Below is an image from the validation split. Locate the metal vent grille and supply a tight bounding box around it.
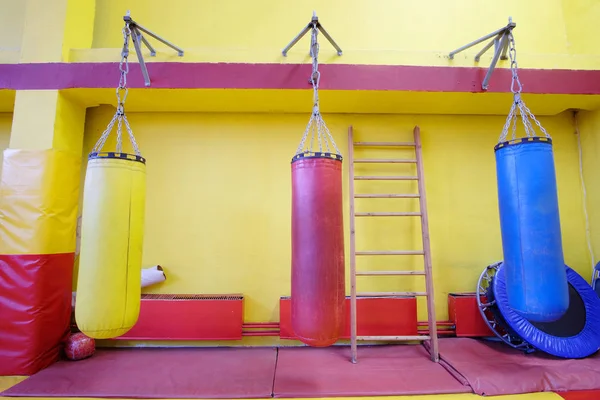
[141,294,244,301]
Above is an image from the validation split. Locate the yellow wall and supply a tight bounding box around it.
[18,0,96,63]
[76,0,600,70]
[561,0,600,55]
[77,107,590,331]
[2,0,599,70]
[0,0,25,63]
[0,113,12,177]
[575,109,600,274]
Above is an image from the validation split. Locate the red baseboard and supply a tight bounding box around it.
[448,293,494,337]
[115,294,244,340]
[279,296,418,340]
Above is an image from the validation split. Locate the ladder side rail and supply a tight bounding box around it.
[348,126,358,363]
[414,126,439,362]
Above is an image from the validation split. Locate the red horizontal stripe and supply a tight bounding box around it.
[1,62,600,94]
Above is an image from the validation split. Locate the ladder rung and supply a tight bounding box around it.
[355,176,418,180]
[356,250,424,256]
[355,212,421,217]
[354,194,420,198]
[356,271,426,276]
[354,159,417,163]
[357,291,428,297]
[354,142,416,147]
[357,335,431,341]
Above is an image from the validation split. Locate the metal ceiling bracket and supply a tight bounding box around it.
[282,11,343,57]
[123,10,184,87]
[448,17,517,90]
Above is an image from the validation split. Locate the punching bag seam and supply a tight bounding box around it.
[513,149,528,297]
[121,165,134,329]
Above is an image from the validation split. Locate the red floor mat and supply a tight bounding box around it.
[0,348,277,398]
[433,338,600,396]
[272,344,471,398]
[558,390,600,400]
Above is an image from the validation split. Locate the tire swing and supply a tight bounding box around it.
[75,22,146,339]
[290,22,345,348]
[494,32,569,323]
[477,262,600,359]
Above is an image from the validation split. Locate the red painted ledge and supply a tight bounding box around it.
[1,62,600,94]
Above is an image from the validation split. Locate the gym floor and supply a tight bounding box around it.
[0,376,583,400]
[1,340,599,400]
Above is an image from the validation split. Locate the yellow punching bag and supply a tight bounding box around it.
[75,108,147,339]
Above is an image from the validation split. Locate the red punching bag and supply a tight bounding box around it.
[291,152,345,347]
[290,20,345,347]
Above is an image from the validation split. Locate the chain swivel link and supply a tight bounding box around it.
[294,23,341,158]
[91,17,142,158]
[116,22,131,116]
[507,33,522,97]
[498,31,551,144]
[309,23,321,117]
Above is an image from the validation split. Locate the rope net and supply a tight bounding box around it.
[92,22,142,157]
[498,32,551,144]
[294,24,341,159]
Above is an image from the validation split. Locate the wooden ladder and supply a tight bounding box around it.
[348,125,439,363]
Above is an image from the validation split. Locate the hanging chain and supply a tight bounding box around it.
[498,31,551,144]
[92,22,142,157]
[294,23,341,157]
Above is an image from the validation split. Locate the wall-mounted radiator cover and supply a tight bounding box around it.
[448,293,494,337]
[116,294,244,340]
[279,296,418,339]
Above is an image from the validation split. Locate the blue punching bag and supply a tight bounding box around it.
[495,137,569,323]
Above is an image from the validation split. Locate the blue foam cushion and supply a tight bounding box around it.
[494,262,600,359]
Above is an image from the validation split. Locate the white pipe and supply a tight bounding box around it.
[141,265,167,288]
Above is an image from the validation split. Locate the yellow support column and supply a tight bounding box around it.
[0,0,96,376]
